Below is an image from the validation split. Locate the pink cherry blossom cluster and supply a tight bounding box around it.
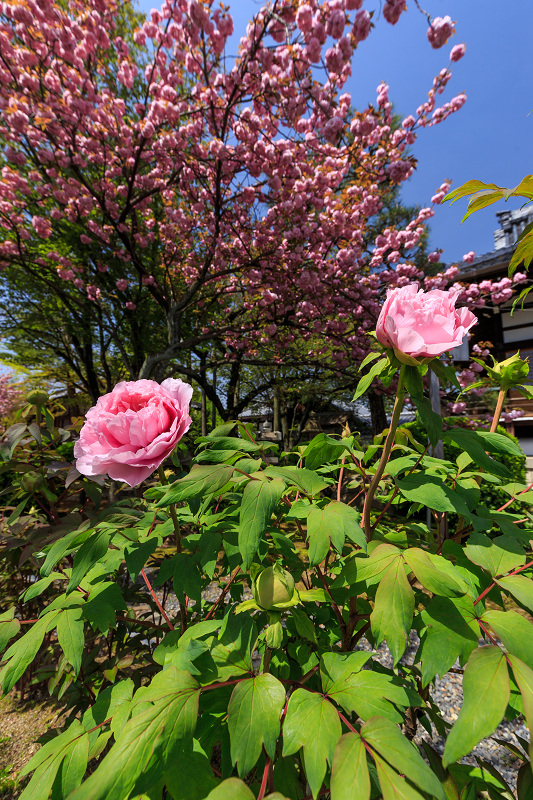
[0,373,23,426]
[427,15,455,49]
[0,0,517,381]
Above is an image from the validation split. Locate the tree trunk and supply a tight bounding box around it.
[273,387,281,434]
[369,391,387,439]
[211,367,217,431]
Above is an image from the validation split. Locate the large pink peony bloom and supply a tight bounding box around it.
[74,379,193,486]
[376,284,477,362]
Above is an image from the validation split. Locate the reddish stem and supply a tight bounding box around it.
[337,710,358,733]
[115,613,169,632]
[140,568,174,630]
[202,678,248,691]
[473,558,533,605]
[86,717,112,735]
[315,564,345,633]
[204,566,241,621]
[478,618,499,645]
[337,457,345,502]
[496,482,533,513]
[257,754,272,800]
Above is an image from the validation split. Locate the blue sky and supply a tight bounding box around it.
[137,0,532,264]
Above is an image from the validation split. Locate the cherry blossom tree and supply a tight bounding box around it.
[0,0,514,415]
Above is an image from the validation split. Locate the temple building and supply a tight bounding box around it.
[459,207,533,463]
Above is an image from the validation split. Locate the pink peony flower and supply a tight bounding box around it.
[74,379,193,486]
[376,284,477,361]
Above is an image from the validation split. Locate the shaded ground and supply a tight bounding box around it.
[0,694,64,799]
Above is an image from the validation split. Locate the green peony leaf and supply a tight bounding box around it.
[68,667,200,800]
[418,596,479,686]
[330,732,370,800]
[203,778,255,800]
[56,607,85,675]
[404,548,466,598]
[464,532,526,577]
[238,477,285,569]
[157,465,234,506]
[227,674,286,776]
[443,647,510,767]
[283,688,341,799]
[361,717,445,800]
[370,559,414,666]
[482,610,533,670]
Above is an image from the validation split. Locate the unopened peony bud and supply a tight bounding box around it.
[253,564,295,611]
[481,352,530,389]
[21,471,43,492]
[26,388,49,405]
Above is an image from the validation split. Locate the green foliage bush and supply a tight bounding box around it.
[403,415,526,513]
[0,387,532,800]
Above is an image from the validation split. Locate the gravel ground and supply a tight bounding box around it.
[135,579,529,792]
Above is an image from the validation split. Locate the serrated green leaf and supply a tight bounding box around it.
[283,688,342,799]
[404,548,466,598]
[228,674,285,776]
[238,478,284,569]
[371,559,414,666]
[56,607,85,675]
[418,596,479,686]
[482,610,533,670]
[330,732,370,800]
[443,647,510,767]
[361,717,445,800]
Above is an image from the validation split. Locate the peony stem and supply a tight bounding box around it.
[362,365,406,542]
[490,388,507,433]
[263,646,272,674]
[157,464,187,634]
[158,464,182,552]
